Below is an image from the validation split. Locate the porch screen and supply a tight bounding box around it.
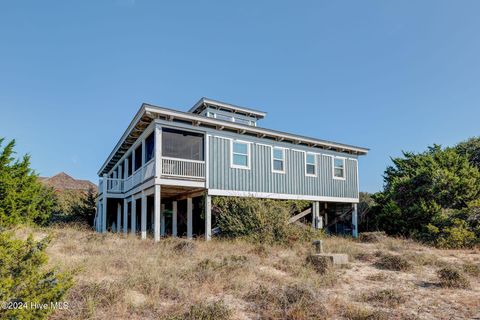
[162,128,204,161]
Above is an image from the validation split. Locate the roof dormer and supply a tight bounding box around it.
[188,97,266,127]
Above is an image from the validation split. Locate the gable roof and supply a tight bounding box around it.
[98,100,369,176]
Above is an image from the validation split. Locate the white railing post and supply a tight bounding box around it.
[205,194,211,241]
[141,139,145,181]
[102,174,107,233]
[155,125,162,178]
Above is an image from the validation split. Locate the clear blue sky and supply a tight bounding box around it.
[1,1,479,192]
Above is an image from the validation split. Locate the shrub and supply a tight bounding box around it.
[359,231,387,243]
[362,289,406,307]
[212,196,318,244]
[0,138,57,227]
[342,305,390,320]
[374,253,412,271]
[183,300,232,320]
[306,255,332,274]
[437,266,470,289]
[0,231,73,319]
[371,143,480,248]
[172,240,196,255]
[366,273,389,282]
[245,283,326,319]
[462,262,480,277]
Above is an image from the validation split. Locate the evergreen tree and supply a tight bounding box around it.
[456,136,480,169]
[0,138,56,227]
[0,231,72,319]
[373,144,480,247]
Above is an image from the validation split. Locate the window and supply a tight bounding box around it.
[305,153,316,176]
[333,157,345,179]
[127,153,132,177]
[162,128,204,160]
[144,132,155,163]
[272,147,285,173]
[233,117,250,125]
[216,113,233,122]
[231,141,250,169]
[134,145,142,171]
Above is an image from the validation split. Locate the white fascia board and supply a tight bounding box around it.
[99,103,369,176]
[207,189,359,203]
[97,105,147,176]
[188,98,267,118]
[145,105,369,154]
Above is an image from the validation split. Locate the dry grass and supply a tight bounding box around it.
[14,225,480,320]
[437,266,471,289]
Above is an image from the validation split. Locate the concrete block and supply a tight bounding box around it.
[306,253,349,274]
[317,253,349,265]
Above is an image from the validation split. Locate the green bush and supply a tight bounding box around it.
[0,231,73,319]
[212,196,319,244]
[0,138,57,227]
[371,143,480,248]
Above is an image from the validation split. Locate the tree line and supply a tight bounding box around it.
[361,137,480,248]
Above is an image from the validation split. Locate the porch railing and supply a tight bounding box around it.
[106,178,124,194]
[161,157,205,179]
[99,157,206,194]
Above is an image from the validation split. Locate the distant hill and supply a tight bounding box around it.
[39,172,96,192]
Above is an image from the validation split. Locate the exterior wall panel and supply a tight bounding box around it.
[208,135,359,200]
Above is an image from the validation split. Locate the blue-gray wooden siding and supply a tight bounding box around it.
[208,136,359,199]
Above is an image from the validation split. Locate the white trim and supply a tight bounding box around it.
[213,135,232,141]
[189,97,267,118]
[291,148,305,153]
[256,142,273,149]
[272,146,286,174]
[333,157,346,180]
[156,178,206,188]
[161,156,205,164]
[305,152,317,177]
[99,103,368,175]
[206,135,210,188]
[208,189,359,203]
[230,140,251,170]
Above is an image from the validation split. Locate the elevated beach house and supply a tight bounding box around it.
[95,98,369,240]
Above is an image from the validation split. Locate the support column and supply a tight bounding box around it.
[311,202,316,229]
[205,195,212,241]
[141,192,147,239]
[116,202,121,233]
[352,203,358,238]
[187,197,193,239]
[155,125,162,178]
[123,198,128,234]
[102,174,107,233]
[154,184,161,242]
[131,198,136,236]
[160,204,166,236]
[172,201,178,237]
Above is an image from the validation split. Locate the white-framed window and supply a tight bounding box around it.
[231,140,250,169]
[233,117,250,125]
[206,111,215,118]
[305,153,316,176]
[216,113,233,122]
[272,147,285,173]
[333,157,346,179]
